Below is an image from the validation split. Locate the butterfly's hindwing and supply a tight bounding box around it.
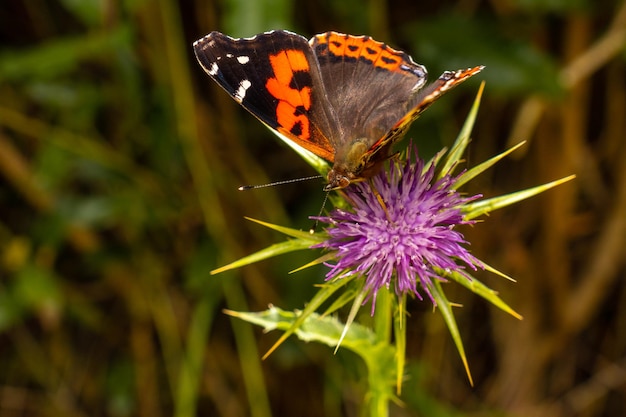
[393,66,485,134]
[310,32,428,159]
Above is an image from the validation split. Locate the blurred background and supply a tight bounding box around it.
[1,0,625,416]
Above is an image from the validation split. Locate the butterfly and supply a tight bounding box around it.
[193,30,483,191]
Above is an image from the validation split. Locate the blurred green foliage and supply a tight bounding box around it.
[1,0,625,416]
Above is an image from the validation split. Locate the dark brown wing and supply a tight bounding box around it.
[362,66,485,164]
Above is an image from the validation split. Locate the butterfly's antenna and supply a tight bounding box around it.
[309,190,330,234]
[238,175,323,190]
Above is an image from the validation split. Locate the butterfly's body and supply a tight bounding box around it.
[193,30,482,190]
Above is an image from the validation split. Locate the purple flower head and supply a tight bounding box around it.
[314,145,484,313]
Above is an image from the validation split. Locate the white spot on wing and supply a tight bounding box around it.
[234,79,251,102]
[208,62,219,76]
[237,55,250,64]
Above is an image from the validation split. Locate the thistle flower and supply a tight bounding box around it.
[212,85,574,390]
[314,146,483,313]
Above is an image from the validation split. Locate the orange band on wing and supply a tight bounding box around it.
[269,50,310,85]
[275,102,310,139]
[266,49,312,140]
[320,32,404,72]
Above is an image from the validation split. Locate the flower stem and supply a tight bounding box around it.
[369,288,393,417]
[369,387,390,417]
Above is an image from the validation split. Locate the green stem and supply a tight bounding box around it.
[370,387,390,417]
[368,288,392,417]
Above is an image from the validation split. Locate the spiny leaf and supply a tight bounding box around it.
[445,270,523,320]
[394,294,407,394]
[463,175,576,220]
[454,141,526,189]
[440,81,485,177]
[211,238,313,275]
[261,274,358,359]
[245,217,326,242]
[225,305,377,348]
[227,304,398,403]
[289,252,335,274]
[430,281,473,386]
[321,286,358,316]
[335,287,367,353]
[482,261,516,282]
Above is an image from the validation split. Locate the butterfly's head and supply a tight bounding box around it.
[324,167,353,191]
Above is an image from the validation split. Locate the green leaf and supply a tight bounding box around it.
[430,281,473,385]
[245,217,327,242]
[211,238,314,275]
[445,270,522,320]
[335,284,367,352]
[440,81,485,177]
[394,294,408,394]
[454,141,526,190]
[260,274,358,359]
[463,175,576,220]
[211,217,328,275]
[228,304,398,411]
[482,261,516,282]
[321,285,358,316]
[231,304,377,348]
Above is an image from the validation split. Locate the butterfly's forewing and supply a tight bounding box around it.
[193,30,338,162]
